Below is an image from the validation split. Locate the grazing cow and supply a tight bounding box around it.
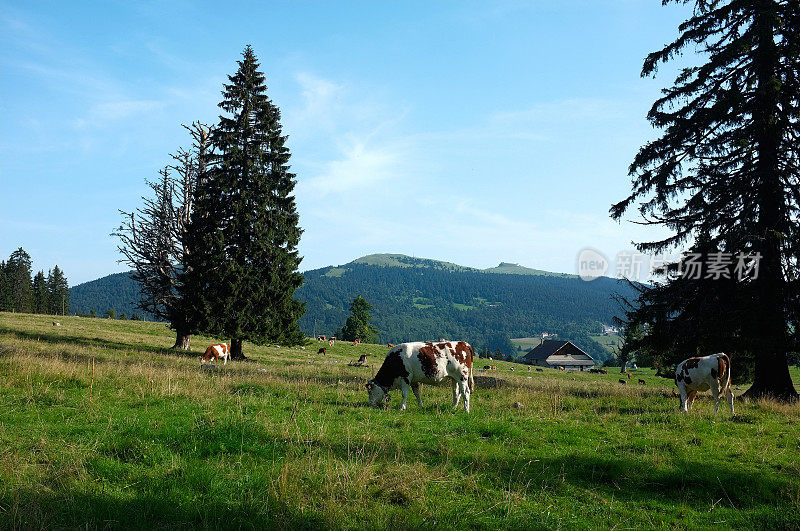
[317,347,326,355]
[675,353,734,414]
[317,335,326,342]
[201,343,230,365]
[329,338,335,346]
[483,365,492,371]
[366,341,475,412]
[535,368,544,372]
[353,340,360,346]
[638,378,646,385]
[618,379,627,385]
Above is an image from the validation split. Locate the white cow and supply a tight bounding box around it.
[675,352,734,414]
[366,341,475,412]
[201,343,230,365]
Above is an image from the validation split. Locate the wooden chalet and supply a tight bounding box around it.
[522,340,595,371]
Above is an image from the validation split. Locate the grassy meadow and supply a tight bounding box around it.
[1,312,799,529]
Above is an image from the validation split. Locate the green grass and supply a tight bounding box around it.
[1,312,799,529]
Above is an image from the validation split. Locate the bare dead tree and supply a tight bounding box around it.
[113,122,212,350]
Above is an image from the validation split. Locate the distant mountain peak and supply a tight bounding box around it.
[346,253,575,278]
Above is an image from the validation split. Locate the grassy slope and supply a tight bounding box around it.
[1,313,799,529]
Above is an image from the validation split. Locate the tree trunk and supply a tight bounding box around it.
[743,3,798,401]
[230,338,247,360]
[171,331,191,350]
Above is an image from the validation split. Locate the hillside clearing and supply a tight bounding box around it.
[1,312,799,529]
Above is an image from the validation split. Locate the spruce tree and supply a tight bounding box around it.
[46,266,70,316]
[32,271,48,314]
[180,46,305,358]
[612,0,800,399]
[0,262,8,311]
[341,296,380,343]
[5,248,33,313]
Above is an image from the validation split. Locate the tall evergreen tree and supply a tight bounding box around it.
[180,46,305,359]
[0,261,10,312]
[340,296,380,343]
[612,0,800,399]
[46,266,70,316]
[32,271,48,314]
[4,248,33,313]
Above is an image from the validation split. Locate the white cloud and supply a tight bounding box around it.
[73,99,164,129]
[298,140,401,195]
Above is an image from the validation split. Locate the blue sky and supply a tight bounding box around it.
[1,1,692,285]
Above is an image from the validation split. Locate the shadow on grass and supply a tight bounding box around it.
[0,327,198,359]
[1,489,326,530]
[455,452,792,512]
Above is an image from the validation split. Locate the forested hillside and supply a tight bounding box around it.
[297,255,633,361]
[70,255,633,360]
[70,272,152,319]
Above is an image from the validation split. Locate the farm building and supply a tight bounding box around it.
[522,340,595,371]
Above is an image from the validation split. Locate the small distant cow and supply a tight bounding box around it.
[329,338,335,346]
[317,335,326,342]
[627,373,632,379]
[483,365,491,371]
[535,368,543,372]
[201,343,230,365]
[317,347,326,355]
[352,340,360,346]
[387,343,395,348]
[675,353,734,414]
[638,379,646,385]
[618,379,627,385]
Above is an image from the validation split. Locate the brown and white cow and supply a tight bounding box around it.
[201,343,230,365]
[366,341,475,412]
[675,353,734,414]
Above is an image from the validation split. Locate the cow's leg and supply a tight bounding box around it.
[399,381,410,411]
[411,383,423,407]
[686,391,698,411]
[712,384,721,413]
[451,380,460,409]
[458,378,471,413]
[726,386,735,415]
[678,387,688,412]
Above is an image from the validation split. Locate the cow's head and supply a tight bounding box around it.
[366,380,389,408]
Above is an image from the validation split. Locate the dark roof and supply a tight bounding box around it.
[523,340,592,364]
[523,340,570,362]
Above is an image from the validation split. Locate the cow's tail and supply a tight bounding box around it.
[719,353,732,390]
[469,345,475,393]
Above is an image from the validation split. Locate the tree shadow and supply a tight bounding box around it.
[1,488,326,530]
[0,327,199,359]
